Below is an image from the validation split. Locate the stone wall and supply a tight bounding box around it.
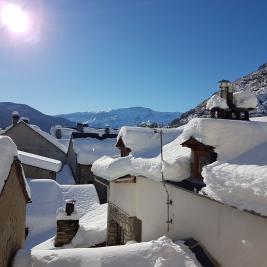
[107,203,141,246]
[22,164,56,179]
[0,164,27,267]
[54,220,79,247]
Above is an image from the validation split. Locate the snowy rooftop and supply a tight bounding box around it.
[93,118,267,217]
[29,236,201,267]
[50,125,119,140]
[206,91,258,110]
[72,136,119,165]
[18,151,62,173]
[0,136,31,198]
[0,136,18,193]
[117,126,184,157]
[24,180,104,251]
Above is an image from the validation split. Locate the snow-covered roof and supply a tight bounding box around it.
[50,125,77,139]
[18,151,62,173]
[92,128,190,182]
[0,136,18,193]
[30,236,201,267]
[206,91,258,110]
[250,116,267,122]
[50,125,119,140]
[0,136,31,199]
[72,136,119,165]
[117,126,184,158]
[93,118,267,217]
[25,180,100,251]
[38,203,108,249]
[206,94,228,110]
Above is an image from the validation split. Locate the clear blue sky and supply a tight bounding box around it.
[0,0,267,115]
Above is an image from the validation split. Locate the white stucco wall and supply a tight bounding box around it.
[110,182,136,216]
[109,176,267,267]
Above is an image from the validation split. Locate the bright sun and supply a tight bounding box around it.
[0,3,29,33]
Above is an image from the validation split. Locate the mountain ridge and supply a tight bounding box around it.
[0,102,75,132]
[57,107,181,128]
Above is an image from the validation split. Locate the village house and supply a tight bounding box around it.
[3,113,68,163]
[0,136,31,267]
[207,80,257,120]
[67,131,118,186]
[18,150,62,179]
[92,93,267,267]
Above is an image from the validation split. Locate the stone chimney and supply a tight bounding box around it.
[76,123,83,133]
[55,128,62,139]
[12,111,20,126]
[219,80,234,107]
[54,200,79,247]
[105,127,110,135]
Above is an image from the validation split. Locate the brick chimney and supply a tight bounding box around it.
[12,111,20,126]
[54,200,79,247]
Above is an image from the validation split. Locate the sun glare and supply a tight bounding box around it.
[1,3,29,33]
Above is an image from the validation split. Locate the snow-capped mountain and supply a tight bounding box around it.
[57,107,180,128]
[171,63,267,126]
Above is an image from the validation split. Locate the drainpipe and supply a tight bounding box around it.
[159,129,173,232]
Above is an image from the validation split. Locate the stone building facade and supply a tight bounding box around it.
[4,122,67,163]
[0,159,31,267]
[55,220,79,247]
[107,203,141,246]
[22,164,57,179]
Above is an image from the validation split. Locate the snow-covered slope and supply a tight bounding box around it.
[171,63,267,126]
[57,107,180,128]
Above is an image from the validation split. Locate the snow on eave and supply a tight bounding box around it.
[18,150,62,172]
[0,136,31,202]
[117,126,183,157]
[180,117,267,161]
[72,136,119,165]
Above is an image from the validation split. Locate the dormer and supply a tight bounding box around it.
[116,137,131,157]
[181,137,217,181]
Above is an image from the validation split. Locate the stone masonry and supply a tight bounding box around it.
[54,220,79,247]
[107,203,141,246]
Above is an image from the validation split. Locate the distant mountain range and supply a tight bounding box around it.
[171,62,267,126]
[0,102,75,132]
[57,107,181,128]
[0,103,180,132]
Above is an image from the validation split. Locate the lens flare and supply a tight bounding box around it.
[1,3,29,33]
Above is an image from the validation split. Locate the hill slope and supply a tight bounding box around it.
[57,107,180,128]
[0,102,75,132]
[171,63,267,126]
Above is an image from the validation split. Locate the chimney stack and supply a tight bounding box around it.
[12,111,20,126]
[55,126,62,139]
[54,200,79,247]
[76,123,83,133]
[105,127,110,135]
